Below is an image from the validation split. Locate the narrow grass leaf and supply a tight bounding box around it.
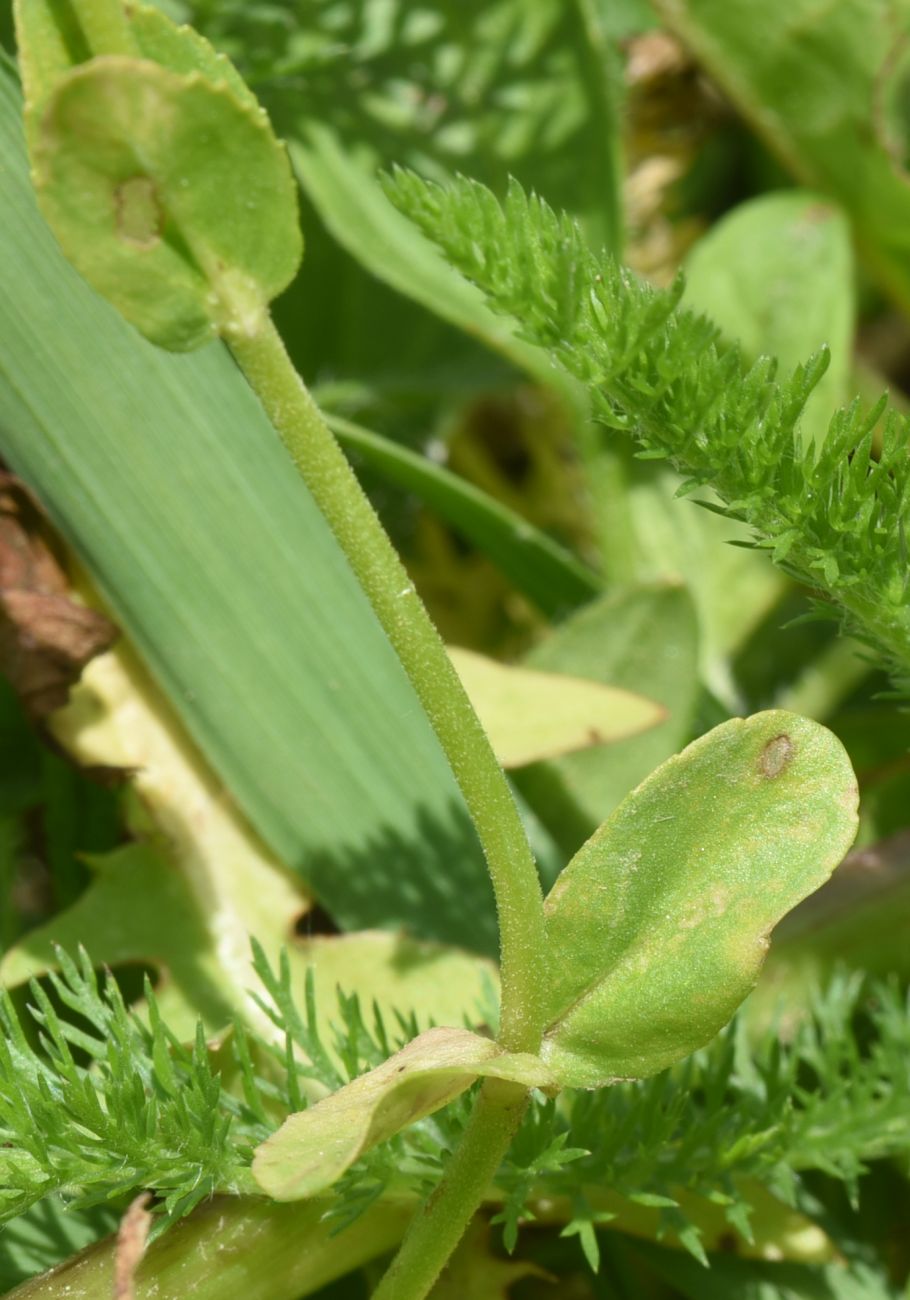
[0,64,495,952]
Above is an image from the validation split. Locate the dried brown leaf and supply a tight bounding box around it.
[0,471,116,715]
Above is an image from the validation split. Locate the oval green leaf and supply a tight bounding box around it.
[33,56,302,350]
[541,710,859,1087]
[252,1027,554,1201]
[449,646,665,769]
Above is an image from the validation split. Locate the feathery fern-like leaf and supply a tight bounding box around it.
[384,170,910,690]
[3,947,910,1267]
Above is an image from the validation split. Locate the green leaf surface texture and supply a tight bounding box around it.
[0,64,496,952]
[128,2,258,109]
[14,0,255,120]
[541,711,859,1086]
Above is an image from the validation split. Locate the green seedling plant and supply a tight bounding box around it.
[9,1,910,1296]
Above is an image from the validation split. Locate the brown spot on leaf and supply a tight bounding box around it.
[114,176,163,247]
[802,203,834,224]
[759,733,794,779]
[0,472,117,717]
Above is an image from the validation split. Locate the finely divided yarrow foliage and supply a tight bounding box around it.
[2,948,910,1263]
[0,948,250,1224]
[384,170,910,690]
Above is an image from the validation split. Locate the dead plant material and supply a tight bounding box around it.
[0,471,116,716]
[114,1192,153,1300]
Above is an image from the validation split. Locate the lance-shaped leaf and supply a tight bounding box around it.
[449,646,665,769]
[252,1028,555,1201]
[31,55,301,349]
[541,711,859,1088]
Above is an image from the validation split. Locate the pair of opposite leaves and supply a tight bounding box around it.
[254,710,857,1200]
[15,0,860,1199]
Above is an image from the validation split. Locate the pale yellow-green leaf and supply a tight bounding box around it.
[1,635,496,1041]
[0,843,235,1041]
[449,646,664,769]
[0,623,496,1041]
[252,1028,555,1201]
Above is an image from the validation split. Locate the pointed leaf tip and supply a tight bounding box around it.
[449,646,665,769]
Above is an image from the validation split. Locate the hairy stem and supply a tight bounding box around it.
[228,315,547,1054]
[371,1079,529,1300]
